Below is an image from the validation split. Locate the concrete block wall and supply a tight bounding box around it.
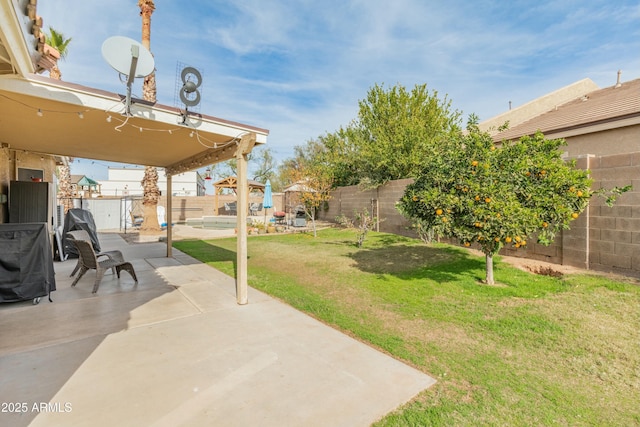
[318,150,640,278]
[318,180,416,236]
[587,151,640,276]
[157,193,284,221]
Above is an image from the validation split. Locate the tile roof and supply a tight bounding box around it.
[494,78,640,141]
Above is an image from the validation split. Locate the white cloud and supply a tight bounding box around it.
[35,0,640,167]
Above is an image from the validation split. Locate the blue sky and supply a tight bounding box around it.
[37,0,640,181]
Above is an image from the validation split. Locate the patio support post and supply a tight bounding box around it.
[235,133,256,305]
[166,173,173,257]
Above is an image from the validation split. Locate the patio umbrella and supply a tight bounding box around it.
[263,179,273,224]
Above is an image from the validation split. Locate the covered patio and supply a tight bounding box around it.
[0,0,268,304]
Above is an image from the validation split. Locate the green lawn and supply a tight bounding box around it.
[174,228,640,426]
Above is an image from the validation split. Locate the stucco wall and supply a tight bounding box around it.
[0,149,58,224]
[562,124,640,158]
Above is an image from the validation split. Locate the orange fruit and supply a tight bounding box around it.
[412,196,418,201]
[494,237,500,242]
[485,197,491,203]
[576,190,583,197]
[515,236,522,242]
[571,212,579,219]
[505,236,512,243]
[525,171,531,176]
[475,195,480,201]
[436,209,443,215]
[442,217,448,223]
[471,160,478,167]
[542,221,548,228]
[463,242,471,247]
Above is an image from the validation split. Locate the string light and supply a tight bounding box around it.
[1,92,250,155]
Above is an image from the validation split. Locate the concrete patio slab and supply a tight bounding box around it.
[0,233,435,427]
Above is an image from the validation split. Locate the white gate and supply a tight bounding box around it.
[85,199,122,230]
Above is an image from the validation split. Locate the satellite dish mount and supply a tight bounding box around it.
[102,36,155,116]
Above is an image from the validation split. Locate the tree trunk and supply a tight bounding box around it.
[485,252,495,285]
[140,203,160,234]
[49,65,61,80]
[138,1,160,234]
[311,210,317,238]
[140,166,161,233]
[57,164,74,213]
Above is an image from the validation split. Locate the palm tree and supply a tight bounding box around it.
[138,0,161,233]
[46,27,74,210]
[138,0,156,101]
[57,163,74,213]
[45,27,71,80]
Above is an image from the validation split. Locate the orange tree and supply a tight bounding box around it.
[398,122,594,285]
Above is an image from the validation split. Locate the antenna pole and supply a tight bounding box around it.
[125,45,140,116]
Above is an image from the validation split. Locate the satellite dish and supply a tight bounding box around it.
[102,36,155,115]
[101,36,155,78]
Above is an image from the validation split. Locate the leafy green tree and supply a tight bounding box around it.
[397,120,626,285]
[349,83,461,187]
[279,83,461,190]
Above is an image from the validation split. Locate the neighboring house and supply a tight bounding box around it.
[70,174,101,198]
[491,76,640,157]
[488,76,640,276]
[98,167,205,197]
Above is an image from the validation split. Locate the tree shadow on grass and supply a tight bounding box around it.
[173,239,239,271]
[348,243,487,283]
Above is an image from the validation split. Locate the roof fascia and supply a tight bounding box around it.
[0,0,38,76]
[0,74,268,143]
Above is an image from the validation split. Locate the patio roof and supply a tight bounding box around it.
[0,74,269,174]
[0,0,266,303]
[213,176,266,194]
[0,0,268,174]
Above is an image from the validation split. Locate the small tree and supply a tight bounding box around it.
[287,168,333,238]
[398,120,628,284]
[336,209,377,248]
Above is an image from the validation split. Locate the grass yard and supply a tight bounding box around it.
[174,228,640,426]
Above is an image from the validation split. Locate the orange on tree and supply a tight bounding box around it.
[396,126,617,286]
